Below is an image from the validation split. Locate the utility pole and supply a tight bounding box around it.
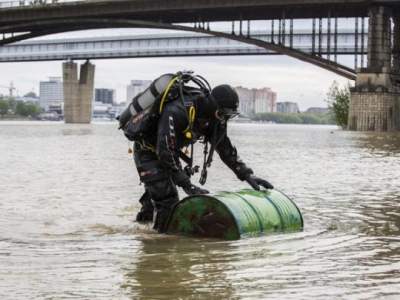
[0,82,16,97]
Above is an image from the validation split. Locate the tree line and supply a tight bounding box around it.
[251,112,335,125]
[0,97,41,119]
[0,81,350,125]
[250,82,350,127]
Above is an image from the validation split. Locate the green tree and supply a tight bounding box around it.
[26,102,42,117]
[326,81,350,129]
[300,113,322,124]
[24,91,38,98]
[15,101,41,117]
[6,97,17,112]
[0,99,9,117]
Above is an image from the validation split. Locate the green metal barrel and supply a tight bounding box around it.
[166,189,303,240]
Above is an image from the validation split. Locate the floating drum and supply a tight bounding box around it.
[166,189,303,240]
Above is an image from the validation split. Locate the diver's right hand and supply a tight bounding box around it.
[245,175,274,191]
[182,183,209,196]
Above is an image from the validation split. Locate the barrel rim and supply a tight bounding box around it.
[274,189,304,229]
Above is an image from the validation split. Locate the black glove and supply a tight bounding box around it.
[172,170,209,196]
[182,182,210,196]
[245,175,274,190]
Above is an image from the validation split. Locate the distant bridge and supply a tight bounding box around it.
[0,0,399,130]
[1,0,397,79]
[0,30,366,63]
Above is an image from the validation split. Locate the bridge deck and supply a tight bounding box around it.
[0,0,399,27]
[0,31,366,62]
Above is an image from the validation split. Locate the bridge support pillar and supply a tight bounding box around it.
[393,14,400,80]
[63,60,95,124]
[348,6,400,131]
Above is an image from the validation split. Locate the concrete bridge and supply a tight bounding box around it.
[0,30,366,124]
[0,30,366,62]
[0,0,399,130]
[0,0,399,23]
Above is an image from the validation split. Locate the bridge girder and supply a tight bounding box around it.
[0,18,356,79]
[0,0,398,25]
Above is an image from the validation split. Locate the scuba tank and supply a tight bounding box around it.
[118,73,175,130]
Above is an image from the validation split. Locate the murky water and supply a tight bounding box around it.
[0,122,399,299]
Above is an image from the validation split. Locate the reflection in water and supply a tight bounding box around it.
[360,193,400,237]
[355,131,400,155]
[122,236,236,299]
[62,127,94,136]
[1,123,400,299]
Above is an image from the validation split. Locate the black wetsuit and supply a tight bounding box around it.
[134,98,253,232]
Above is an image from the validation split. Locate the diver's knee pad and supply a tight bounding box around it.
[136,160,169,184]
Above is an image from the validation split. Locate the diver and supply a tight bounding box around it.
[118,71,273,233]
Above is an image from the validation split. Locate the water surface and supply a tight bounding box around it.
[0,122,399,299]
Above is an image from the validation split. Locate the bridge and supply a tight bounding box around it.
[0,0,399,22]
[0,0,399,130]
[0,30,366,62]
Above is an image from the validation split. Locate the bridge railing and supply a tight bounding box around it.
[0,0,84,9]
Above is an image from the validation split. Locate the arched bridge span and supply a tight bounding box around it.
[0,19,357,79]
[1,0,399,130]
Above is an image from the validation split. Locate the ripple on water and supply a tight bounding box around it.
[1,123,400,299]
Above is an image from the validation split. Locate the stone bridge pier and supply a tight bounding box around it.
[348,7,400,131]
[63,60,95,124]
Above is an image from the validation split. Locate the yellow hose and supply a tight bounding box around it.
[188,106,196,124]
[184,106,196,140]
[159,77,179,113]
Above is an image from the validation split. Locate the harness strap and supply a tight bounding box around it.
[149,81,159,97]
[137,140,156,152]
[179,150,192,166]
[132,98,143,113]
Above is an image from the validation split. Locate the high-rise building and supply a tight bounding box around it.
[39,77,63,112]
[235,86,277,116]
[276,102,300,113]
[126,80,152,102]
[235,87,255,116]
[95,88,116,105]
[254,88,277,114]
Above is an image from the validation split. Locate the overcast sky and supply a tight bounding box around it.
[0,24,354,111]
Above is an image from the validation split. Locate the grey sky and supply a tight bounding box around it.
[0,25,353,111]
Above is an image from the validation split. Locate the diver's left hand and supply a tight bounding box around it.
[245,175,274,190]
[182,183,210,196]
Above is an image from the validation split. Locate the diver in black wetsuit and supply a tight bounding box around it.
[125,74,273,232]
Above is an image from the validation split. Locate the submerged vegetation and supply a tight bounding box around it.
[326,81,350,129]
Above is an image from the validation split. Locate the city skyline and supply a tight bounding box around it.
[0,21,357,112]
[0,26,352,111]
[0,55,350,111]
[236,86,277,115]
